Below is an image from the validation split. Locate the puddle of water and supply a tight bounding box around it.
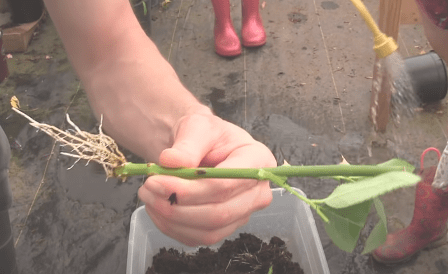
[287,12,308,24]
[57,157,142,212]
[14,184,132,274]
[206,72,246,126]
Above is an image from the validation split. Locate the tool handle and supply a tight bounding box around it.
[349,0,398,58]
[349,0,382,37]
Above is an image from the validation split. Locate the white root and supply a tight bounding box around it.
[11,105,127,178]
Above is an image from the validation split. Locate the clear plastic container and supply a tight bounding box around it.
[126,188,330,274]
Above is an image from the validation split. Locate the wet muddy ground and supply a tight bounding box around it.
[2,0,448,273]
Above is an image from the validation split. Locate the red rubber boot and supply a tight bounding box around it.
[373,148,448,264]
[241,0,266,47]
[210,0,241,57]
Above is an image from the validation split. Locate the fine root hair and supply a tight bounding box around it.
[11,101,126,178]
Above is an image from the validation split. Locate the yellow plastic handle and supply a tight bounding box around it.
[349,0,398,59]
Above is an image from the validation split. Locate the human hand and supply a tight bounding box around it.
[138,113,276,246]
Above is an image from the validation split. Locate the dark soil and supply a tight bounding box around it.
[146,233,304,274]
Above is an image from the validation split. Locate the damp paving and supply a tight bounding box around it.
[321,1,340,10]
[2,0,448,274]
[57,159,141,212]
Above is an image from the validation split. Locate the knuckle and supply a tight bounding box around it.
[254,142,277,167]
[254,185,273,211]
[150,176,186,204]
[152,203,176,220]
[260,193,273,209]
[151,176,175,197]
[209,205,233,229]
[146,207,170,235]
[137,185,146,200]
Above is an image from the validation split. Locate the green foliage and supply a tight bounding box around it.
[314,159,418,253]
[117,158,420,254]
[142,1,147,15]
[321,171,420,208]
[329,159,415,183]
[131,0,147,16]
[321,200,372,252]
[362,198,388,254]
[266,159,418,253]
[377,158,415,173]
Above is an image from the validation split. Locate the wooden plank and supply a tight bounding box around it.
[369,0,402,132]
[378,0,403,41]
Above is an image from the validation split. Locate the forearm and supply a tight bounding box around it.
[420,13,448,63]
[43,0,138,73]
[43,0,212,162]
[415,0,448,62]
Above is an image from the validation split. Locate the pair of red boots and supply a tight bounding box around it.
[211,0,266,57]
[373,148,448,264]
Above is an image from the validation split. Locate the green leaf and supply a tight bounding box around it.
[142,1,148,15]
[328,158,414,183]
[321,200,372,252]
[377,158,415,173]
[362,198,388,254]
[328,175,362,183]
[323,171,420,208]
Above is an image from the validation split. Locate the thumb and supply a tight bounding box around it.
[159,115,221,168]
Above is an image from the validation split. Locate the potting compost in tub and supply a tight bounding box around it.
[126,188,330,274]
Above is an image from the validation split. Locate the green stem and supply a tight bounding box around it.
[114,163,407,180]
[257,169,311,203]
[257,169,329,222]
[115,163,408,224]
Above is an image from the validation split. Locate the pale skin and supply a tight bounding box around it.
[43,0,275,246]
[418,5,448,63]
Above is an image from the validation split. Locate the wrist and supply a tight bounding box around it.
[81,55,213,162]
